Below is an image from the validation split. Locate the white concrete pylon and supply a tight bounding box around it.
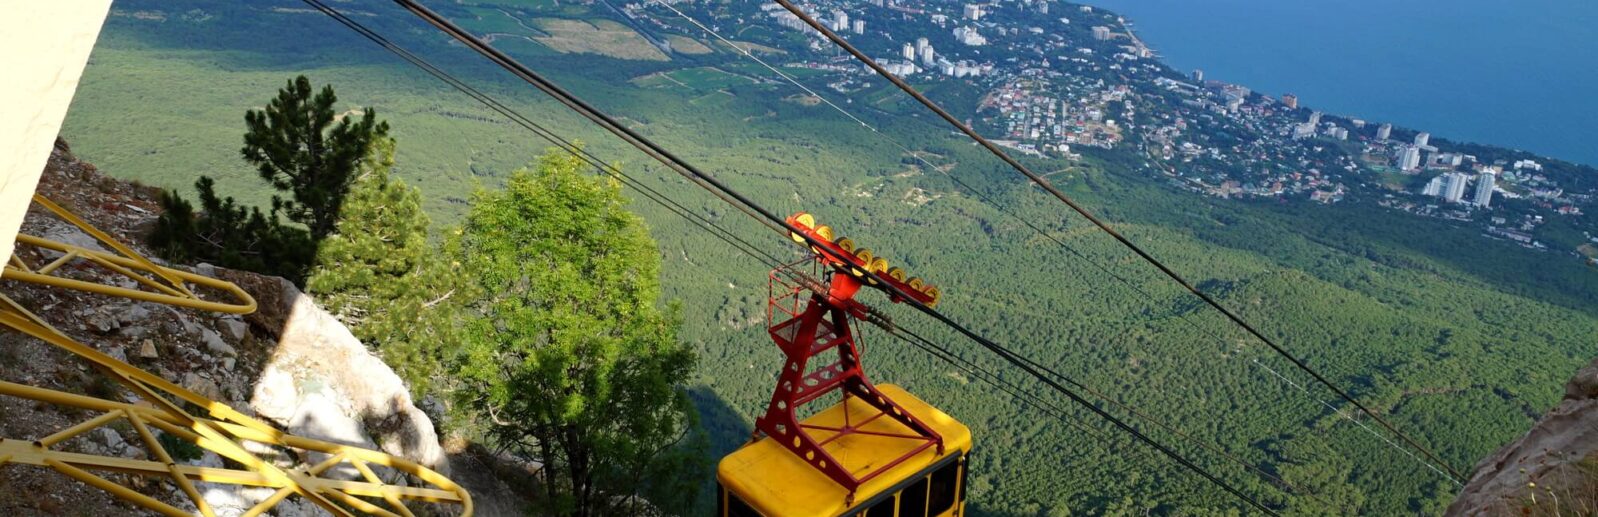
[0,0,113,268]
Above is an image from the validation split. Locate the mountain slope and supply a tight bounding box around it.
[57,1,1598,514]
[1449,356,1598,516]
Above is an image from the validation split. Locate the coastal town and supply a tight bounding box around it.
[631,0,1597,263]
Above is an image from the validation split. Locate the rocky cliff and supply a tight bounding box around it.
[1448,356,1598,516]
[0,140,532,516]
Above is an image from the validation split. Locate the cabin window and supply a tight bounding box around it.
[927,459,961,515]
[898,476,930,517]
[855,495,894,516]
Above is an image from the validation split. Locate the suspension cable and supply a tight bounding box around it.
[387,2,1277,512]
[654,4,1378,497]
[300,0,1281,505]
[299,0,790,272]
[767,0,1464,484]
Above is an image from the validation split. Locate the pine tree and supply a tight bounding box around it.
[450,150,706,516]
[304,138,459,394]
[242,75,389,241]
[148,176,315,282]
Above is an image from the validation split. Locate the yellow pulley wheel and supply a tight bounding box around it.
[923,285,942,308]
[816,225,835,242]
[887,267,907,282]
[868,257,890,274]
[836,238,855,253]
[789,213,814,244]
[907,277,925,290]
[854,248,874,264]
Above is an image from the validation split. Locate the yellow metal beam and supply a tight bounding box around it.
[45,457,194,517]
[128,412,216,517]
[0,198,471,515]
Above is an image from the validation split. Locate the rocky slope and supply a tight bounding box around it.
[0,140,531,516]
[1449,356,1598,516]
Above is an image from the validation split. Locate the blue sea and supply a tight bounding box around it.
[1083,0,1598,166]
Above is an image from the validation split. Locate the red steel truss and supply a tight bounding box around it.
[752,214,945,503]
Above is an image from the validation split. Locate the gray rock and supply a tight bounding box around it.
[182,372,224,402]
[97,427,125,453]
[119,325,147,339]
[201,329,236,357]
[250,366,298,423]
[218,318,248,342]
[117,304,150,325]
[250,284,447,469]
[39,226,109,256]
[287,392,374,480]
[85,309,119,334]
[271,498,331,517]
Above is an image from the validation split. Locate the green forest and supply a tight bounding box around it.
[60,1,1598,515]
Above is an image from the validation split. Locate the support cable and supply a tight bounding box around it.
[301,0,1290,509]
[299,0,789,271]
[874,320,1338,507]
[388,2,1277,512]
[656,4,1369,497]
[767,0,1465,484]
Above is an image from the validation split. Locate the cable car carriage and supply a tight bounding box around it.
[717,214,973,517]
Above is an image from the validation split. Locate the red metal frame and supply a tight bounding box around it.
[752,215,945,504]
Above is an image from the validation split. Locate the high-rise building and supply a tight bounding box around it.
[902,42,915,61]
[1281,93,1298,109]
[852,19,865,35]
[1414,132,1431,147]
[953,26,986,45]
[1443,172,1470,203]
[963,4,984,20]
[1192,69,1204,82]
[1473,172,1496,207]
[1422,175,1446,197]
[1397,145,1422,171]
[832,10,849,32]
[1377,123,1392,141]
[1308,111,1322,126]
[916,37,930,54]
[1092,26,1112,41]
[919,45,935,66]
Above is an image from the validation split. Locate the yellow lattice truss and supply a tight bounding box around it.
[0,195,472,517]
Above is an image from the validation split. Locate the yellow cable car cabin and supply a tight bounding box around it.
[717,384,973,517]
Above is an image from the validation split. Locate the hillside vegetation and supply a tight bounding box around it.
[62,1,1598,514]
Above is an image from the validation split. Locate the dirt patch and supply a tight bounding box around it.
[784,94,822,106]
[532,18,668,61]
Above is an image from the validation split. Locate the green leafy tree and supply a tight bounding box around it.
[304,138,460,394]
[450,151,706,516]
[242,75,389,241]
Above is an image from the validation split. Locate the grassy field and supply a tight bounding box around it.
[58,1,1598,515]
[665,34,713,55]
[532,18,668,61]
